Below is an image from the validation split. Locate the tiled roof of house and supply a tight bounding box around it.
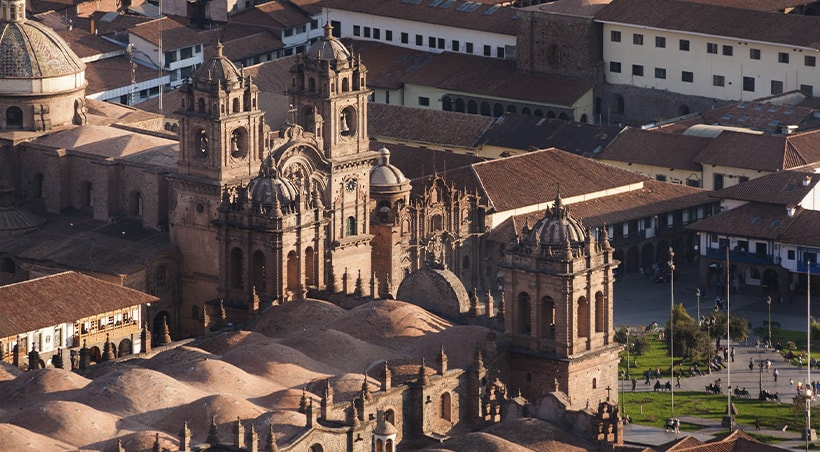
[685,202,791,239]
[319,0,519,35]
[471,148,646,212]
[693,130,820,171]
[698,101,820,134]
[775,208,820,247]
[706,166,820,205]
[130,16,205,49]
[289,0,323,15]
[34,12,123,59]
[85,56,167,95]
[374,140,485,182]
[230,0,313,28]
[368,103,492,148]
[679,0,810,12]
[203,29,284,62]
[399,51,594,106]
[477,114,624,156]
[0,271,157,338]
[671,429,791,451]
[595,0,820,49]
[596,127,707,171]
[344,39,434,90]
[73,12,154,37]
[519,0,612,18]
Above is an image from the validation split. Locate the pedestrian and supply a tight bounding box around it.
[774,368,779,382]
[755,417,761,430]
[676,375,681,388]
[632,378,637,392]
[730,347,735,362]
[755,339,760,351]
[749,357,754,371]
[674,418,680,434]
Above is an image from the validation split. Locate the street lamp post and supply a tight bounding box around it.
[669,247,676,420]
[767,296,772,349]
[696,288,701,327]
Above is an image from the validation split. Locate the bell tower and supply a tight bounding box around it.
[501,194,620,411]
[285,23,376,293]
[170,43,268,336]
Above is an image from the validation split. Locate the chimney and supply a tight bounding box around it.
[89,18,95,35]
[787,205,796,217]
[803,175,812,187]
[786,125,798,135]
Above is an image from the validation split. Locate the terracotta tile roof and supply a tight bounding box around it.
[130,16,205,49]
[320,0,519,35]
[674,429,788,451]
[685,202,792,239]
[707,166,820,205]
[75,12,154,36]
[776,208,820,247]
[0,271,157,338]
[699,101,820,134]
[32,125,178,167]
[368,103,493,148]
[345,39,435,90]
[471,148,647,212]
[0,210,172,276]
[289,0,323,15]
[373,140,485,182]
[595,0,820,49]
[478,114,623,156]
[520,0,612,18]
[230,0,314,28]
[596,127,707,171]
[693,130,820,171]
[399,50,594,106]
[85,56,168,95]
[34,12,122,59]
[680,0,810,12]
[655,434,704,451]
[206,30,284,62]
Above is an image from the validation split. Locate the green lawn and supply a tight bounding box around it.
[753,326,820,364]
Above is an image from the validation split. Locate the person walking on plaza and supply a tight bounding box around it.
[632,378,637,392]
[676,375,681,388]
[730,347,735,362]
[755,417,761,430]
[774,368,779,382]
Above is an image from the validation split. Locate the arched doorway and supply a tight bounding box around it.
[90,346,102,362]
[594,292,605,332]
[287,251,299,292]
[118,339,132,357]
[305,247,316,287]
[641,243,655,274]
[440,392,452,421]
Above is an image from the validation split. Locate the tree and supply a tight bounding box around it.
[707,311,749,348]
[614,325,650,356]
[664,303,705,360]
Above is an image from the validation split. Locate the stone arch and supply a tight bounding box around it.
[287,251,298,292]
[455,98,465,113]
[118,338,132,357]
[541,296,555,339]
[340,106,357,137]
[559,112,569,120]
[252,250,266,292]
[395,268,471,318]
[594,291,605,333]
[517,292,531,335]
[442,96,453,111]
[440,392,452,421]
[430,214,443,231]
[230,248,243,289]
[305,247,316,287]
[467,100,477,114]
[641,243,655,272]
[546,111,556,119]
[309,445,323,452]
[522,107,531,115]
[493,103,503,117]
[230,127,248,159]
[90,346,102,362]
[506,105,517,114]
[580,113,588,123]
[232,97,240,113]
[534,109,544,117]
[6,106,22,128]
[577,296,589,338]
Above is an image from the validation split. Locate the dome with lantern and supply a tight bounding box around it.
[305,22,352,69]
[247,158,299,210]
[523,193,587,247]
[370,147,410,194]
[192,42,243,91]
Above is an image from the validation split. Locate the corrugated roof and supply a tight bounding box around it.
[0,271,157,337]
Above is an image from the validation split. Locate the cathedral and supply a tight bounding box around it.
[0,2,622,444]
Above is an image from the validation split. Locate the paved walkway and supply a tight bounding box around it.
[612,262,820,449]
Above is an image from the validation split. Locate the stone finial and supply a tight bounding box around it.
[418,357,430,386]
[468,288,479,316]
[141,322,151,354]
[266,423,278,452]
[381,361,391,391]
[206,415,220,444]
[102,333,115,361]
[51,348,64,369]
[437,345,448,375]
[298,387,308,413]
[354,269,364,298]
[361,375,372,401]
[152,432,161,452]
[246,424,259,452]
[79,340,91,370]
[233,417,245,448]
[474,349,484,372]
[382,273,393,299]
[155,315,172,346]
[370,272,378,300]
[486,290,495,318]
[179,421,192,452]
[347,400,360,427]
[27,347,42,371]
[116,438,126,452]
[306,398,315,428]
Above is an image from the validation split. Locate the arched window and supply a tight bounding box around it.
[130,191,143,217]
[431,215,443,231]
[308,78,316,92]
[534,109,544,117]
[559,112,569,120]
[522,107,531,115]
[595,291,605,332]
[252,251,266,293]
[506,105,516,114]
[155,266,167,288]
[580,114,588,123]
[287,251,298,291]
[480,101,491,116]
[442,96,453,111]
[493,103,503,117]
[232,97,240,113]
[198,98,206,113]
[577,296,589,338]
[541,296,555,339]
[309,445,324,452]
[455,98,465,113]
[546,111,556,119]
[467,100,477,114]
[547,44,560,67]
[6,106,23,128]
[517,292,531,334]
[440,392,452,421]
[346,216,357,236]
[304,247,316,287]
[342,77,349,92]
[230,128,247,159]
[231,248,243,288]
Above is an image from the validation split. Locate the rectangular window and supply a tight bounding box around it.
[438,38,445,49]
[707,42,718,54]
[750,48,761,60]
[806,55,816,67]
[284,28,294,37]
[353,25,360,37]
[401,32,408,44]
[385,30,392,41]
[385,91,390,104]
[466,42,473,53]
[181,47,194,59]
[771,80,784,94]
[682,71,693,83]
[655,36,666,48]
[611,30,621,42]
[330,20,341,37]
[713,75,725,87]
[788,250,796,260]
[778,52,789,63]
[452,40,459,51]
[484,45,492,56]
[195,44,201,53]
[311,19,318,29]
[654,67,666,79]
[165,50,177,64]
[632,64,644,76]
[497,47,504,59]
[415,34,423,46]
[722,45,733,56]
[714,173,724,190]
[656,174,667,182]
[610,61,621,73]
[679,39,689,51]
[428,36,436,48]
[801,84,814,96]
[418,96,430,106]
[743,76,755,92]
[373,28,380,40]
[633,33,643,45]
[363,27,371,38]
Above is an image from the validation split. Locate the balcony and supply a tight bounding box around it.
[704,247,775,266]
[75,320,141,346]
